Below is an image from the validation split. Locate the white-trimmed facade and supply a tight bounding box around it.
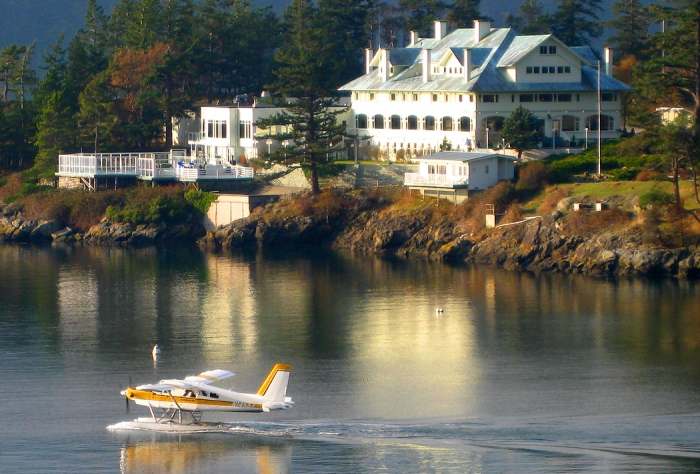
[188,100,352,163]
[341,20,632,160]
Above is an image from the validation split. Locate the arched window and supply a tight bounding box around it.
[561,115,580,132]
[482,116,505,131]
[407,115,418,130]
[425,116,436,130]
[373,114,384,129]
[459,117,471,131]
[585,115,614,131]
[356,114,368,129]
[441,116,453,131]
[390,114,401,129]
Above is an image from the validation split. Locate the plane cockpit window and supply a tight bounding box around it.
[210,393,219,399]
[201,391,208,396]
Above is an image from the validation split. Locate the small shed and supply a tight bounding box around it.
[404,151,519,203]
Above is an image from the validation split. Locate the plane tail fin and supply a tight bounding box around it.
[256,364,291,402]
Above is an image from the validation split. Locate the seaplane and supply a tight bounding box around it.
[118,364,293,430]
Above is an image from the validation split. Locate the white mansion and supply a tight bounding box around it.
[340,20,632,156]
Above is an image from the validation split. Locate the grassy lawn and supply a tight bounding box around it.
[523,180,700,214]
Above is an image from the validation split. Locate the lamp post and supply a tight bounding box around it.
[585,127,588,149]
[282,140,289,160]
[486,127,489,150]
[501,138,506,154]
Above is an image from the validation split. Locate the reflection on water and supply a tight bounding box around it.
[1,244,700,472]
[119,434,291,474]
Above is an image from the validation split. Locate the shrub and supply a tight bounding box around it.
[184,190,218,215]
[635,170,662,181]
[563,208,631,236]
[608,168,638,181]
[516,161,549,191]
[639,189,675,208]
[0,174,25,202]
[538,187,568,213]
[501,202,523,224]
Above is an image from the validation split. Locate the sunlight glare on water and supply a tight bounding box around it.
[1,244,700,472]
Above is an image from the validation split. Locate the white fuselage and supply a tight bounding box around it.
[126,384,266,412]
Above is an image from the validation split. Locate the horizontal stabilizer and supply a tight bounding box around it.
[262,400,295,412]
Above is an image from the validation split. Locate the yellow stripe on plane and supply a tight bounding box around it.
[256,364,291,397]
[126,389,262,408]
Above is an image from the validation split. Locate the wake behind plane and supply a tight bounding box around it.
[119,364,293,428]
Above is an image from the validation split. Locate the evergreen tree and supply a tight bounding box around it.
[644,2,700,127]
[398,0,446,38]
[0,42,37,107]
[607,0,652,60]
[644,1,700,212]
[257,0,349,194]
[446,0,489,29]
[32,35,75,179]
[195,0,279,100]
[500,106,540,159]
[78,70,117,153]
[318,0,373,86]
[551,0,603,46]
[506,0,552,35]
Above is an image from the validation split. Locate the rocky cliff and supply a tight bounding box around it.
[199,193,700,279]
[3,194,699,278]
[0,202,205,245]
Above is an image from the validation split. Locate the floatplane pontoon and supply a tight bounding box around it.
[118,364,293,430]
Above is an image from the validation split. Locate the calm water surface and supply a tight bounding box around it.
[1,244,700,473]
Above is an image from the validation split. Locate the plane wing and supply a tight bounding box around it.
[134,369,236,391]
[184,369,235,385]
[134,382,187,391]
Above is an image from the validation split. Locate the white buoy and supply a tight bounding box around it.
[436,308,444,313]
[152,344,161,357]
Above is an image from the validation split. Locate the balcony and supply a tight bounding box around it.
[404,172,468,188]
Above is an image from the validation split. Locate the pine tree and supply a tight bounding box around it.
[551,0,603,46]
[317,0,373,86]
[78,70,117,153]
[446,0,489,29]
[398,0,446,38]
[257,0,349,194]
[500,106,540,159]
[607,0,652,60]
[506,0,552,35]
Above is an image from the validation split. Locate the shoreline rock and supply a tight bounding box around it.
[2,194,699,279]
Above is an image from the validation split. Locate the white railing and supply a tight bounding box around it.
[175,165,254,181]
[138,158,176,178]
[58,152,254,182]
[404,173,468,187]
[58,153,145,176]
